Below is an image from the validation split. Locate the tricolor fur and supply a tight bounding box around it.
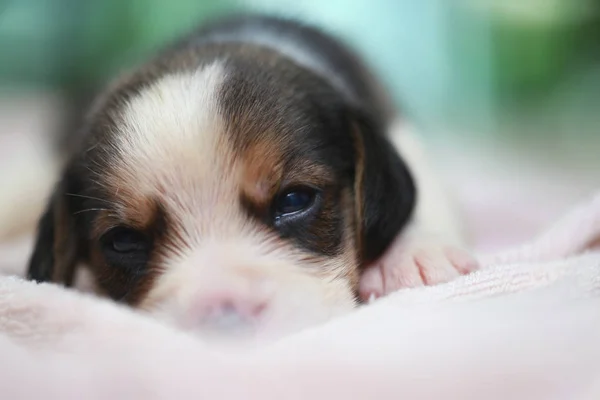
[27,15,469,341]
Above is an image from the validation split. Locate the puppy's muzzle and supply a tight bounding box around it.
[193,290,268,330]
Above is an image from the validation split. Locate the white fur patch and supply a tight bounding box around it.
[116,61,227,189]
[110,61,247,246]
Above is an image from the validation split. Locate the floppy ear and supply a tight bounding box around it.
[351,111,416,264]
[27,178,79,286]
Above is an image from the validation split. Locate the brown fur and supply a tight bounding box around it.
[51,198,77,284]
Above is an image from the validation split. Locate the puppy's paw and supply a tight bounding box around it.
[359,239,479,302]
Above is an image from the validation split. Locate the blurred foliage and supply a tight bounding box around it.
[0,0,599,141]
[0,0,236,90]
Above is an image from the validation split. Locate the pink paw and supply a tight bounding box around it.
[359,239,479,302]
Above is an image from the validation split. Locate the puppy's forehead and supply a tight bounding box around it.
[93,59,334,231]
[114,61,229,184]
[108,59,324,179]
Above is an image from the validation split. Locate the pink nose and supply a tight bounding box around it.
[194,293,267,330]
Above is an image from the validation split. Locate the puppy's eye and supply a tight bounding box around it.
[102,227,149,254]
[275,187,317,217]
[100,227,151,278]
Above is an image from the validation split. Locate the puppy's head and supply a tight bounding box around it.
[28,47,414,341]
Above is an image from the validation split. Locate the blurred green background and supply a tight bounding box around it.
[0,0,599,151]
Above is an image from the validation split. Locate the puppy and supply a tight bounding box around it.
[27,15,476,341]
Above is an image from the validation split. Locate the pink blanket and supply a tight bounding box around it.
[0,188,599,399]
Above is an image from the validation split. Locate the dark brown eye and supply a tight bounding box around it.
[103,227,149,253]
[105,228,149,253]
[100,227,151,275]
[274,187,318,218]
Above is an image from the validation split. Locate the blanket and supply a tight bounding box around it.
[0,187,599,399]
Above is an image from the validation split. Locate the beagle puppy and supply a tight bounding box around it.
[27,15,477,341]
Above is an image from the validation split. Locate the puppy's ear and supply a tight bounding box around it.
[27,176,79,286]
[351,111,416,264]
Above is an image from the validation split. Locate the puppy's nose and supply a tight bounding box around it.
[195,294,267,330]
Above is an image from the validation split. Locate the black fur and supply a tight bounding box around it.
[27,176,81,286]
[354,110,415,262]
[207,15,415,262]
[27,197,56,283]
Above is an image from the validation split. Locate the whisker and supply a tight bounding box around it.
[85,142,100,153]
[83,165,109,184]
[65,193,112,204]
[83,175,112,192]
[73,208,109,215]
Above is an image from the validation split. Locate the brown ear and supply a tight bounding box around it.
[27,179,78,285]
[351,111,416,264]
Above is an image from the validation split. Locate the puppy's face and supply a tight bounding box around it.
[28,51,415,341]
